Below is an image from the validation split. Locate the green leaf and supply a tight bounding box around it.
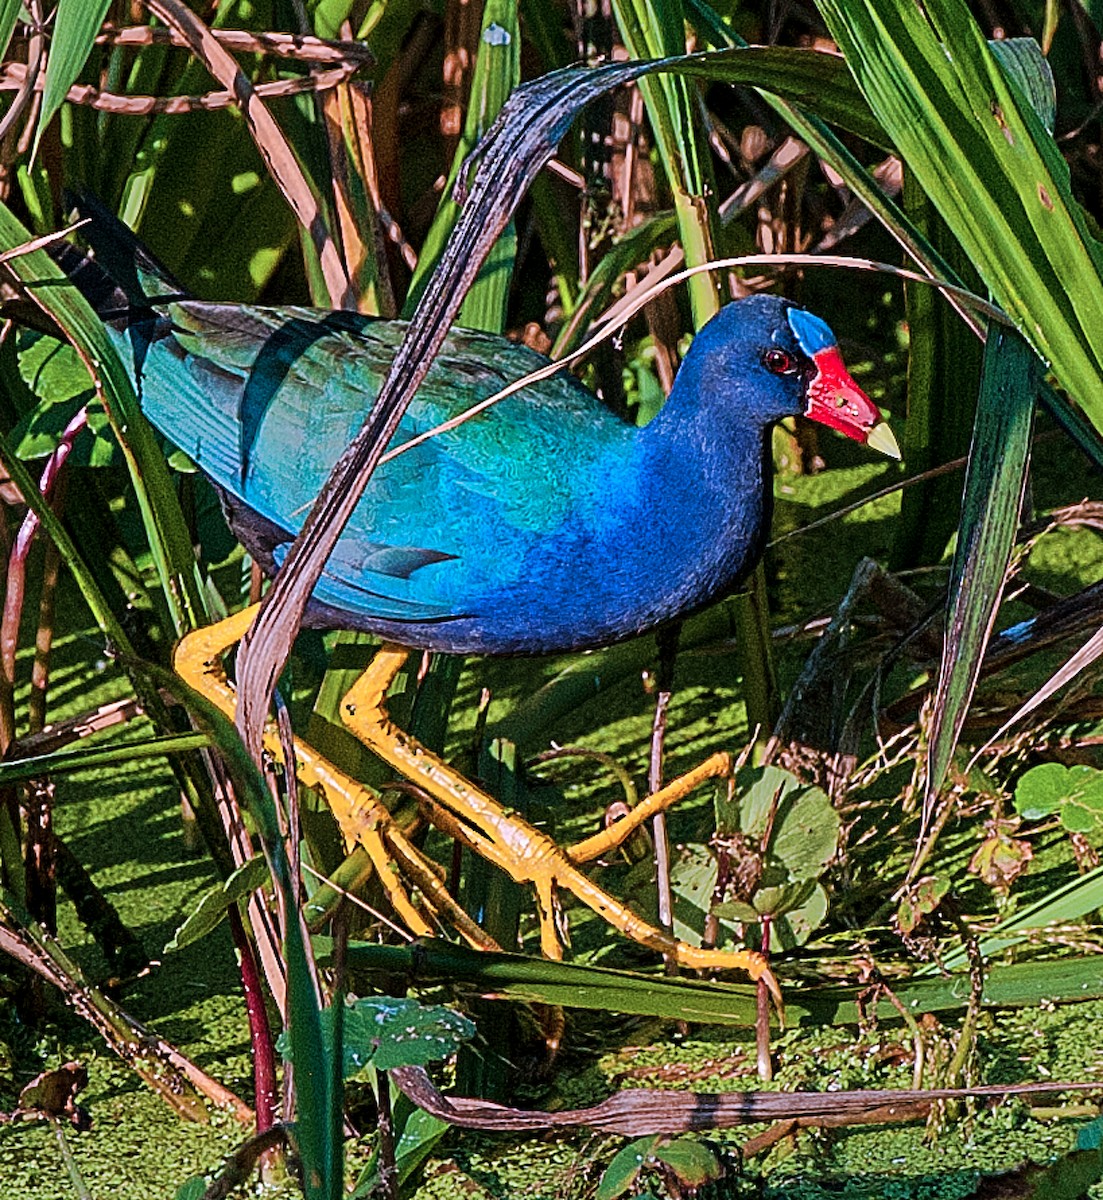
[173,1177,207,1200]
[769,786,840,881]
[897,876,952,935]
[1014,763,1103,834]
[817,1,1103,439]
[925,325,1040,802]
[0,731,209,787]
[166,855,271,952]
[340,937,1103,1026]
[651,1139,723,1190]
[332,996,474,1075]
[596,1136,660,1200]
[0,0,22,65]
[0,202,207,636]
[405,0,521,329]
[727,765,840,879]
[933,859,1103,970]
[12,330,116,466]
[36,0,111,157]
[988,37,1056,133]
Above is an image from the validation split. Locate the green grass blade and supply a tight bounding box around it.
[0,204,207,635]
[891,172,985,567]
[552,211,678,356]
[404,0,520,328]
[925,326,1040,804]
[34,0,111,157]
[816,0,1103,434]
[0,0,22,63]
[612,0,718,326]
[340,937,1103,1027]
[162,665,340,1200]
[0,733,209,786]
[0,424,133,655]
[932,860,1103,971]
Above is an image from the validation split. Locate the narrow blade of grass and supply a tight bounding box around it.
[925,326,1039,811]
[340,937,1103,1027]
[0,203,207,635]
[817,0,1103,433]
[161,664,340,1200]
[34,0,111,157]
[404,0,520,327]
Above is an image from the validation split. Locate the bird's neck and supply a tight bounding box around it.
[618,384,775,620]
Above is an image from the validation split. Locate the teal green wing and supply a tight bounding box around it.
[124,302,629,622]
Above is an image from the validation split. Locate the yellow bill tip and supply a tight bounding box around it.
[866,421,901,460]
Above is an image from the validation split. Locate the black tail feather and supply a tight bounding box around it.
[63,190,189,308]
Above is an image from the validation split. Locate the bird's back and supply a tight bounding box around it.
[121,301,661,652]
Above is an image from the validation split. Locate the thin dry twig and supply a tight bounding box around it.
[0,60,361,115]
[96,25,373,64]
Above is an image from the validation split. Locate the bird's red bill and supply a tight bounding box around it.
[804,347,900,458]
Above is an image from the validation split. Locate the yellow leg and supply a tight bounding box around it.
[173,607,497,952]
[176,611,779,1001]
[341,645,779,999]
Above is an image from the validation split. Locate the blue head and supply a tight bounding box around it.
[670,294,896,454]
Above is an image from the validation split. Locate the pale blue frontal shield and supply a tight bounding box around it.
[787,307,836,356]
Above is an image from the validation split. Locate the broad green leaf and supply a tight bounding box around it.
[13,330,117,466]
[597,1136,659,1200]
[35,0,111,157]
[1014,763,1103,835]
[651,1139,723,1190]
[768,788,839,880]
[925,325,1040,804]
[323,997,474,1075]
[166,855,271,952]
[726,765,840,879]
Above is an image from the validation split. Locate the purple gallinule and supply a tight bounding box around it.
[66,214,900,984]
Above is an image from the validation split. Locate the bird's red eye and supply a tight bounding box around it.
[764,349,795,374]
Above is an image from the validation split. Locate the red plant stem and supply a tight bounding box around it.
[0,407,88,750]
[229,904,278,1133]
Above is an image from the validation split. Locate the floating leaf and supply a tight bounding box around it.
[1014,763,1103,837]
[597,1135,660,1200]
[332,996,474,1076]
